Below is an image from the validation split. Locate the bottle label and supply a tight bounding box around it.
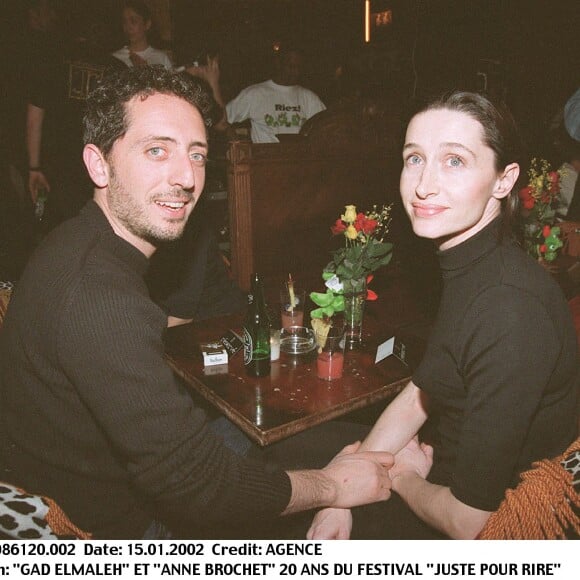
[243,327,253,365]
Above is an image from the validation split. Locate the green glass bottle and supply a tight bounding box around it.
[243,273,271,377]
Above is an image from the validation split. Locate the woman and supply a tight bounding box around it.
[308,91,579,540]
[112,0,172,69]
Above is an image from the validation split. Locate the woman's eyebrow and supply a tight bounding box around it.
[440,142,476,158]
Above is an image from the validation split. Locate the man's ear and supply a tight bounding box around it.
[493,162,520,200]
[83,144,109,189]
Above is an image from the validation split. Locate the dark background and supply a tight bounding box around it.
[1,0,579,155]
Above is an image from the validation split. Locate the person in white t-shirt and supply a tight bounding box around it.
[112,0,172,70]
[225,45,325,143]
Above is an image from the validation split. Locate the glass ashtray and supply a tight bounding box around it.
[279,326,316,355]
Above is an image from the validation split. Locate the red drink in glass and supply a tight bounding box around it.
[317,351,344,380]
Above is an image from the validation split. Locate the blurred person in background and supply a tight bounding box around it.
[225,43,325,143]
[26,9,125,232]
[112,0,172,69]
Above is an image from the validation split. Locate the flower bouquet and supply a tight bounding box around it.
[518,158,563,262]
[310,204,394,348]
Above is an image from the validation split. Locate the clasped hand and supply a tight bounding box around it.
[321,441,394,508]
[309,438,434,539]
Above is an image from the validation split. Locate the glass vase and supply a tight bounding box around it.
[342,277,367,349]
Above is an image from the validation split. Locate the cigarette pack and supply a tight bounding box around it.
[201,342,228,367]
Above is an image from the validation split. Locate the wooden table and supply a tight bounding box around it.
[165,277,430,446]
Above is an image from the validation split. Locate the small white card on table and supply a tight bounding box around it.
[375,336,408,366]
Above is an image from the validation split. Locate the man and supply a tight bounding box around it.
[26,10,126,231]
[0,0,58,278]
[225,45,326,143]
[0,66,393,539]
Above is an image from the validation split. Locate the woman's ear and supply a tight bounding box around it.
[83,144,109,189]
[493,162,520,200]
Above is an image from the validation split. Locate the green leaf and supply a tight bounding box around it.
[332,295,345,312]
[321,305,336,317]
[310,307,326,319]
[310,290,334,308]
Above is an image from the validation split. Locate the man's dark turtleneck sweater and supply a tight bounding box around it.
[0,201,290,538]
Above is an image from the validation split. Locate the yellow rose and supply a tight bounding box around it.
[345,225,358,240]
[342,205,357,224]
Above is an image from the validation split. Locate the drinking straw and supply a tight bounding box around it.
[288,274,296,311]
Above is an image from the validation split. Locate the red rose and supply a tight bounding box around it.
[331,219,347,235]
[353,213,365,231]
[523,198,535,210]
[518,186,533,200]
[354,213,378,235]
[539,244,547,254]
[542,225,551,238]
[361,218,378,235]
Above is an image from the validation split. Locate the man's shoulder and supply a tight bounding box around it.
[239,80,273,95]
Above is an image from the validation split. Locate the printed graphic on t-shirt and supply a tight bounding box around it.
[264,104,306,129]
[67,61,106,101]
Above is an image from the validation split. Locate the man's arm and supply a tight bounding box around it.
[186,56,229,131]
[26,103,50,201]
[283,442,395,515]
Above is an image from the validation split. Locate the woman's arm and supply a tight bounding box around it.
[308,381,429,539]
[392,473,491,539]
[359,381,429,452]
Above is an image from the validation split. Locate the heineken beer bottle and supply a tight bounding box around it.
[243,273,271,377]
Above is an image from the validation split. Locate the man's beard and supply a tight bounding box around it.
[107,167,193,245]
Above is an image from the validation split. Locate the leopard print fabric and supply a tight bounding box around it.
[0,482,58,539]
[561,449,580,493]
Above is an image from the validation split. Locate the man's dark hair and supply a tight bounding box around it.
[83,65,213,158]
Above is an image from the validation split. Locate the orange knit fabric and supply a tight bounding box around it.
[44,496,92,539]
[479,438,580,539]
[0,288,11,329]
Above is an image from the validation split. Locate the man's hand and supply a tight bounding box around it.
[284,442,394,515]
[187,55,221,89]
[307,508,352,540]
[389,437,433,482]
[29,170,50,203]
[321,441,394,507]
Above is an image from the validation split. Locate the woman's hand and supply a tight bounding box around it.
[389,437,433,482]
[307,508,352,540]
